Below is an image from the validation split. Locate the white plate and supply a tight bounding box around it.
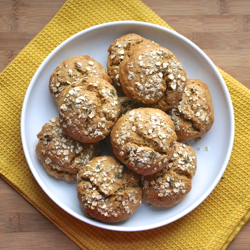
[21,21,234,231]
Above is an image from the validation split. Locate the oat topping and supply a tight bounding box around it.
[141,142,197,207]
[167,79,214,141]
[49,55,111,102]
[58,78,120,143]
[35,117,99,181]
[107,34,149,88]
[119,43,187,111]
[111,108,177,176]
[77,156,142,221]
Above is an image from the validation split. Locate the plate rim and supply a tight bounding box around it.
[20,20,235,232]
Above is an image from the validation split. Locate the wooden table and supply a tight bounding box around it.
[0,0,249,249]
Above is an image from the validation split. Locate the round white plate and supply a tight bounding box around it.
[21,21,234,231]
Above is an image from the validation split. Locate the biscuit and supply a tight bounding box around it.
[119,43,187,111]
[77,156,142,222]
[58,77,121,143]
[49,55,111,102]
[35,117,99,181]
[110,108,177,176]
[107,33,147,89]
[119,96,139,117]
[141,142,197,207]
[167,79,214,141]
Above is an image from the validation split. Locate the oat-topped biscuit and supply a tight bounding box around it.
[35,117,99,181]
[110,108,177,176]
[107,33,147,89]
[167,79,214,141]
[58,77,121,143]
[141,142,197,207]
[77,156,142,222]
[119,43,187,111]
[49,55,111,102]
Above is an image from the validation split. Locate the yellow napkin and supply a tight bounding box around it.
[0,0,249,249]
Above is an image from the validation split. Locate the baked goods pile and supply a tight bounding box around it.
[36,33,214,223]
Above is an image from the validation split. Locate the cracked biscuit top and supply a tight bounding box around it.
[49,55,111,102]
[141,142,197,207]
[77,156,142,222]
[119,43,187,111]
[35,117,99,181]
[110,108,177,176]
[167,79,214,141]
[58,77,121,143]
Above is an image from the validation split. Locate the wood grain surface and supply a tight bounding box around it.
[0,0,249,249]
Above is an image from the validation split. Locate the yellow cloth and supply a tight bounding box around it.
[0,0,249,249]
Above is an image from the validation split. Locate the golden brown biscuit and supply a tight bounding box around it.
[58,77,121,143]
[49,55,111,102]
[35,117,99,181]
[141,142,197,207]
[107,33,147,89]
[77,156,142,222]
[110,108,177,176]
[119,43,187,111]
[167,79,214,141]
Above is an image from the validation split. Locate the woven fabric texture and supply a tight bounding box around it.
[0,0,249,249]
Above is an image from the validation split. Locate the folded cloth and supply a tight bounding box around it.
[0,0,249,249]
